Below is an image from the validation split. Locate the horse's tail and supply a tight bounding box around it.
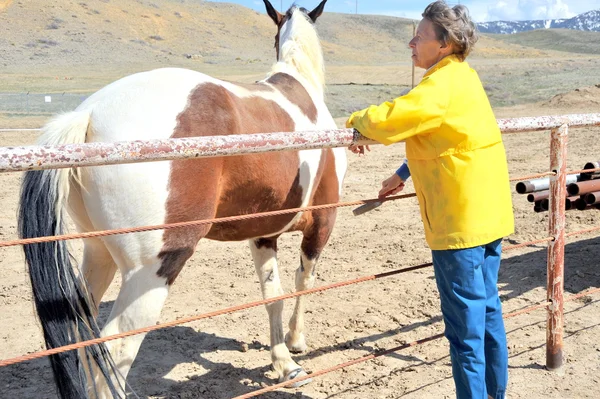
[18,111,124,399]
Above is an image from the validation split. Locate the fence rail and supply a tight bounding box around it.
[1,114,599,173]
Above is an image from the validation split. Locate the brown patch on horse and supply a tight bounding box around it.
[267,73,318,123]
[255,238,278,250]
[227,81,274,92]
[287,148,340,261]
[157,82,308,284]
[299,148,340,260]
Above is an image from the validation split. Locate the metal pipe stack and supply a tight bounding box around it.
[516,162,600,213]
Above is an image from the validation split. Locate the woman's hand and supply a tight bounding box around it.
[349,145,371,155]
[379,173,405,198]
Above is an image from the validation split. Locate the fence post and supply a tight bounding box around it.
[546,123,568,371]
[411,22,416,88]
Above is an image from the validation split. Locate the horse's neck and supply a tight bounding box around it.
[270,62,324,100]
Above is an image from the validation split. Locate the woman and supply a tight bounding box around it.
[346,1,514,398]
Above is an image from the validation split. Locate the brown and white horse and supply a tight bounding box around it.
[18,1,346,397]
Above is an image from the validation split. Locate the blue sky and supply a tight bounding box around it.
[207,0,600,22]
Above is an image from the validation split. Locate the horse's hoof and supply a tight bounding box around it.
[282,368,312,388]
[285,332,307,353]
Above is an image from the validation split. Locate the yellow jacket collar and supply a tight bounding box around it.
[423,54,462,78]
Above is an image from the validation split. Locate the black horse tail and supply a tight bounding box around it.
[17,111,124,398]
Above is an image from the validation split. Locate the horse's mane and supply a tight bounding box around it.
[270,7,325,97]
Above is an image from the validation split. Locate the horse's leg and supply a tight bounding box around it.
[249,238,309,386]
[68,180,118,314]
[88,257,171,398]
[81,238,118,314]
[89,234,202,398]
[286,208,337,353]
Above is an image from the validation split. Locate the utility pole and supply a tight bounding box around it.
[411,22,416,88]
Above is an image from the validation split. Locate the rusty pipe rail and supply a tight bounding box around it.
[567,180,600,196]
[496,113,600,133]
[0,114,599,173]
[0,129,366,173]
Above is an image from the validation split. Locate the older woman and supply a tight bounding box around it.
[346,1,514,398]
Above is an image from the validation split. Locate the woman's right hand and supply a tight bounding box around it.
[379,173,405,198]
[349,144,371,156]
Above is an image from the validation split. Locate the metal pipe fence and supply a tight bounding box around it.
[0,113,599,395]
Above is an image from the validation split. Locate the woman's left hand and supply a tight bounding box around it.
[379,173,405,198]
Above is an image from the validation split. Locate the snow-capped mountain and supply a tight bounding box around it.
[477,9,600,34]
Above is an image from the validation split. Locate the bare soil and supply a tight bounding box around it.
[0,89,599,399]
[0,1,600,398]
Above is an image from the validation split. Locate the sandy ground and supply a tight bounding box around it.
[0,88,599,399]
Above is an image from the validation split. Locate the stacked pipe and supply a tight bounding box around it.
[516,162,600,213]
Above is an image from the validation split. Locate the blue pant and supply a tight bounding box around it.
[432,239,508,399]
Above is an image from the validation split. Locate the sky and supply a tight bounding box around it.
[206,0,600,22]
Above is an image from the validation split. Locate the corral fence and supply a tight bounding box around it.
[1,113,600,397]
[0,92,90,116]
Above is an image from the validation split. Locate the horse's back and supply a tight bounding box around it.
[72,67,343,248]
[80,68,215,143]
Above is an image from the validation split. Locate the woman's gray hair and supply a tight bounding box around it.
[422,1,478,61]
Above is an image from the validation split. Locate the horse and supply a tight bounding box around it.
[17,0,347,397]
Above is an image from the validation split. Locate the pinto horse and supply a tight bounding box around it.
[18,1,347,397]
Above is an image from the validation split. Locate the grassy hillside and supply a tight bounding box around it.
[0,0,599,121]
[489,29,600,54]
[0,0,566,76]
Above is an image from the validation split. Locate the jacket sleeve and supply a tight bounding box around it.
[346,75,449,145]
[395,159,411,181]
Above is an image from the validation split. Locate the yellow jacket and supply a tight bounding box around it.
[347,55,514,250]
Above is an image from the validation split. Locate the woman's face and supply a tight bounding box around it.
[409,18,452,69]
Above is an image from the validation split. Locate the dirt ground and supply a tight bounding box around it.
[0,86,599,399]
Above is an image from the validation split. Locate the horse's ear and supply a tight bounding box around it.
[308,0,327,23]
[263,0,283,25]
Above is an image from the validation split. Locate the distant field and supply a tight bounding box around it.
[1,56,599,122]
[489,29,600,54]
[1,1,599,122]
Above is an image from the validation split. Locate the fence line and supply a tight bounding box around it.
[0,170,584,250]
[0,262,434,367]
[0,128,42,132]
[2,228,595,370]
[0,193,416,247]
[1,114,599,173]
[1,113,599,396]
[234,285,600,399]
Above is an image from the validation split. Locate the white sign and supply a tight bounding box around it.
[45,96,52,103]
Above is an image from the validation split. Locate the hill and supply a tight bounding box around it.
[488,29,600,54]
[477,9,600,34]
[0,0,565,77]
[0,0,599,120]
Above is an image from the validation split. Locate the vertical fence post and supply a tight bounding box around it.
[546,123,568,371]
[411,22,416,88]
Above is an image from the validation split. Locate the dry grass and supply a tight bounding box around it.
[0,0,574,74]
[0,0,599,121]
[490,29,600,55]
